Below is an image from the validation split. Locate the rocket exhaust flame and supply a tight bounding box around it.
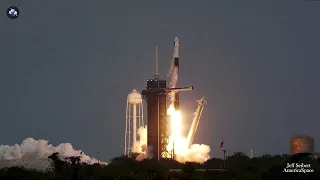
[165,37,210,163]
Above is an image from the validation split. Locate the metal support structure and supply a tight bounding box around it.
[157,90,160,161]
[186,97,207,149]
[160,115,171,159]
[157,79,171,160]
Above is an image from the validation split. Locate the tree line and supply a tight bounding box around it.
[0,152,319,180]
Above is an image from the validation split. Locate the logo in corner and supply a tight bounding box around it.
[6,6,19,19]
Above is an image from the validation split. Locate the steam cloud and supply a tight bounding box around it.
[175,144,211,164]
[0,138,107,165]
[132,126,147,153]
[132,126,153,161]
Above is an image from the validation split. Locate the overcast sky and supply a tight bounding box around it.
[0,0,319,161]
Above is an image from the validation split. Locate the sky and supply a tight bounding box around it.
[0,0,320,162]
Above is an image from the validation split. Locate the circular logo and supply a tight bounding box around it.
[6,6,19,19]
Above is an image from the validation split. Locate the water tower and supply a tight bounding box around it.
[124,89,144,156]
[290,135,314,155]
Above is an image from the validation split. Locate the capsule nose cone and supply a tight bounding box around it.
[174,37,179,42]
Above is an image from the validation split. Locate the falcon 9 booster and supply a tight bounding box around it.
[173,37,179,110]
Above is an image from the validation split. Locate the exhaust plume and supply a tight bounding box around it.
[166,51,211,163]
[0,138,107,165]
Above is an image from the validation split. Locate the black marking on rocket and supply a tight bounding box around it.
[173,57,179,110]
[174,57,179,67]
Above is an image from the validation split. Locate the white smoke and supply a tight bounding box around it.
[131,126,152,161]
[135,146,153,161]
[0,138,107,165]
[132,126,147,153]
[175,144,211,164]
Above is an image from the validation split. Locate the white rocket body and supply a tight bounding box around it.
[173,37,180,110]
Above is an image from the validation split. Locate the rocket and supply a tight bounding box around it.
[173,37,179,110]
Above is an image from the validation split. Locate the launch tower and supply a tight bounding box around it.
[142,79,169,160]
[142,46,171,160]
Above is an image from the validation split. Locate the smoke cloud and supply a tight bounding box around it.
[175,144,211,164]
[131,126,153,161]
[135,153,148,161]
[0,138,107,165]
[132,126,147,153]
[135,146,153,161]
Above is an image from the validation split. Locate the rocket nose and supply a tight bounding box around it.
[174,37,179,42]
